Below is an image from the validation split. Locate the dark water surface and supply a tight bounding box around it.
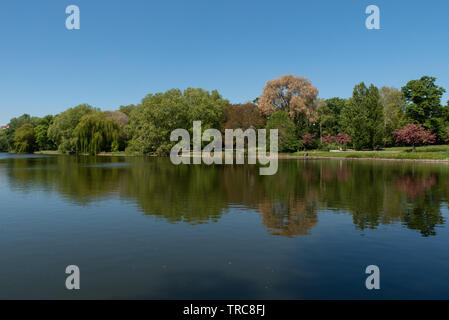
[0,153,448,299]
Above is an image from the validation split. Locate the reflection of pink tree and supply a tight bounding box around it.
[301,167,315,181]
[336,167,350,182]
[395,174,437,199]
[394,124,436,151]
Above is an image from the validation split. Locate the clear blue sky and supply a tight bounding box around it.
[1,0,448,125]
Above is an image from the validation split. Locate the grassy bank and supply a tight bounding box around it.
[34,145,449,161]
[288,145,449,161]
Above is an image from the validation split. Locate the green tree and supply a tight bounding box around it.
[0,130,8,152]
[119,104,138,117]
[342,83,384,150]
[379,87,407,146]
[402,76,446,125]
[265,111,301,152]
[13,123,37,153]
[35,115,56,151]
[48,104,98,153]
[127,88,228,155]
[5,114,38,150]
[74,112,120,155]
[319,97,346,136]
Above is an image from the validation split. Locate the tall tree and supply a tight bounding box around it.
[342,83,384,150]
[402,76,446,124]
[265,111,300,152]
[35,115,56,151]
[379,87,407,146]
[258,75,319,125]
[319,97,346,136]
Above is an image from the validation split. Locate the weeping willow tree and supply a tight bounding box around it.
[74,113,120,155]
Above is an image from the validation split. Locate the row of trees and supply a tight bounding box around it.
[1,75,448,154]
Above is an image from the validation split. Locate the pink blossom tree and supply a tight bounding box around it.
[394,124,436,151]
[301,133,316,150]
[321,134,336,145]
[335,132,351,146]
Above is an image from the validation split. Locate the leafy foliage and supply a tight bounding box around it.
[48,104,98,153]
[13,124,37,153]
[222,103,265,131]
[335,132,351,146]
[119,104,138,117]
[127,88,228,155]
[394,123,436,150]
[0,130,9,152]
[319,98,346,136]
[380,87,407,146]
[265,111,301,152]
[2,76,448,155]
[74,113,120,155]
[301,133,316,150]
[35,115,55,151]
[402,76,446,125]
[5,114,38,150]
[259,75,319,122]
[342,83,384,150]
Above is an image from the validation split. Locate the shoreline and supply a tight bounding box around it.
[31,150,449,163]
[277,154,449,163]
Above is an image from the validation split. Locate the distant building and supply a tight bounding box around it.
[0,125,9,130]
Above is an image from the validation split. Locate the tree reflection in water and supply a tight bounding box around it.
[2,156,447,237]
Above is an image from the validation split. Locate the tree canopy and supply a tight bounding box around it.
[74,112,120,155]
[342,82,384,150]
[265,111,301,152]
[258,75,319,122]
[14,123,37,153]
[48,104,98,153]
[402,76,446,124]
[222,103,265,131]
[2,75,449,155]
[127,88,228,155]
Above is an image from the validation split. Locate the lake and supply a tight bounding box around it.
[0,153,448,299]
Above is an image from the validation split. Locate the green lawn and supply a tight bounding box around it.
[289,145,449,160]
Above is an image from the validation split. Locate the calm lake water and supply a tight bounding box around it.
[0,152,448,299]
